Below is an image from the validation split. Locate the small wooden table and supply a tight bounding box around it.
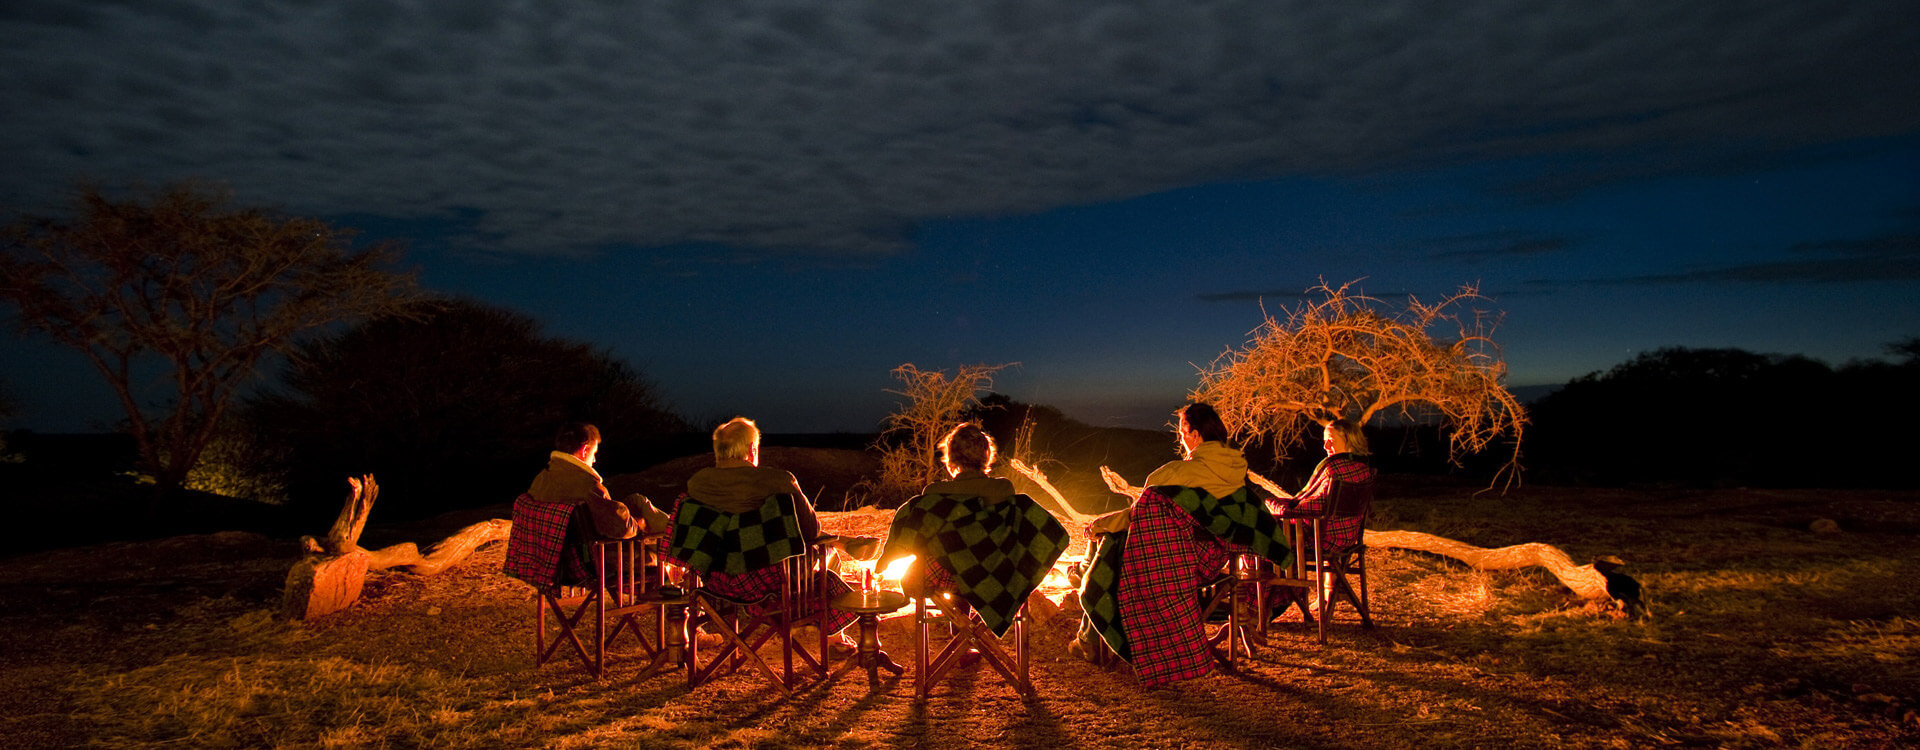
[828,589,909,689]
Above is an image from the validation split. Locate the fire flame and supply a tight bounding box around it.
[879,554,916,582]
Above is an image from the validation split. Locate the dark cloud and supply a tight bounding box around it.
[1,1,1915,256]
[1547,233,1920,286]
[1194,290,1318,303]
[1424,231,1575,262]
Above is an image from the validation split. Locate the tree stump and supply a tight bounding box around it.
[281,475,512,620]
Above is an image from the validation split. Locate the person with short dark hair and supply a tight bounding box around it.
[1086,402,1249,534]
[525,421,668,539]
[1068,401,1294,685]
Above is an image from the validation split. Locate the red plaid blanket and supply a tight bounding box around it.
[504,494,593,589]
[1268,454,1376,552]
[1117,488,1241,687]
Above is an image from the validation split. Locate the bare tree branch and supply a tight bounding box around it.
[1194,281,1526,487]
[0,181,419,499]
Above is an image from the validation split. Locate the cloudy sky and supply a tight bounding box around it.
[3,1,1917,433]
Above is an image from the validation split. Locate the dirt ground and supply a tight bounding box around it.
[2,474,1917,749]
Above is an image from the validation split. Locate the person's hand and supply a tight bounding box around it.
[1099,466,1139,498]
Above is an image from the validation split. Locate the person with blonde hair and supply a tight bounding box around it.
[1267,417,1376,551]
[686,416,822,538]
[670,416,859,649]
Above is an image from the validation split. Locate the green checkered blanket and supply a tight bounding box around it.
[879,492,1070,637]
[664,494,807,576]
[1079,484,1293,678]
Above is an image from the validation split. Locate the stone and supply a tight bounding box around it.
[1809,518,1841,534]
[281,549,370,620]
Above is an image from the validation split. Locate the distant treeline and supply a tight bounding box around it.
[966,343,1919,492]
[1521,343,1918,488]
[6,311,1915,539]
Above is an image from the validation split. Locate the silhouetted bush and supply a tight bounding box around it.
[245,299,691,524]
[1527,344,1918,488]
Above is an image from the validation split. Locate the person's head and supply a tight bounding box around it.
[1174,402,1230,455]
[712,417,761,464]
[555,422,601,465]
[939,423,996,477]
[1322,418,1368,456]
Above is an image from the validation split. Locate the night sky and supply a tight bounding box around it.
[3,2,1917,434]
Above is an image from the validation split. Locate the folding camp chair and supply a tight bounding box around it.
[503,495,669,677]
[664,494,842,693]
[914,589,1034,697]
[1248,476,1375,644]
[681,536,836,692]
[878,491,1067,699]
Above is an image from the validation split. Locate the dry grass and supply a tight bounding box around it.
[3,478,1917,749]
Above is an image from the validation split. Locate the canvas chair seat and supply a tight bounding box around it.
[504,494,668,677]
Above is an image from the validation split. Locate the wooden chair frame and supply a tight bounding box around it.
[531,530,671,677]
[913,591,1033,698]
[682,537,835,693]
[1249,478,1375,645]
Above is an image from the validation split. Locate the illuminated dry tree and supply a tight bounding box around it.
[862,362,1012,507]
[1195,280,1526,485]
[1194,283,1632,609]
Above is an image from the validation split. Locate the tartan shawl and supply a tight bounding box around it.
[504,494,595,589]
[878,492,1070,637]
[1079,485,1293,687]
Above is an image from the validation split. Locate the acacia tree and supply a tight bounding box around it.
[861,362,1011,507]
[1194,281,1525,483]
[0,182,417,500]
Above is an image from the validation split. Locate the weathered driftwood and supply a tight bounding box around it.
[1364,528,1609,600]
[283,475,510,619]
[1008,458,1099,527]
[363,519,511,575]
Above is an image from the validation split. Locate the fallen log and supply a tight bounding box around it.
[283,475,508,619]
[1364,528,1609,600]
[1008,458,1100,527]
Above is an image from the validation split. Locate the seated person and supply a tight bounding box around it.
[1266,418,1377,553]
[1262,418,1377,621]
[879,423,1068,636]
[1070,402,1289,686]
[506,422,667,588]
[1088,402,1250,534]
[672,416,857,641]
[527,422,668,538]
